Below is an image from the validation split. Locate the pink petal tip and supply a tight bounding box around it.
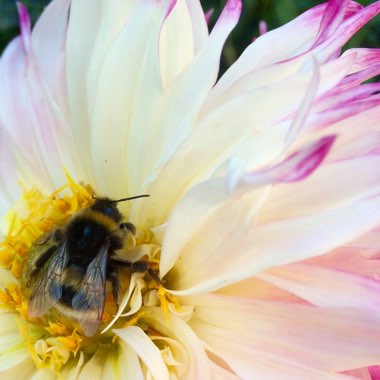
[16,2,31,52]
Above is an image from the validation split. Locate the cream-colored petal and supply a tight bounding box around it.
[94,342,144,380]
[78,350,106,380]
[77,348,142,380]
[30,368,56,380]
[0,314,28,372]
[60,351,84,380]
[89,1,170,198]
[160,1,196,87]
[133,0,241,226]
[114,326,169,380]
[0,357,36,380]
[143,308,212,379]
[116,341,144,380]
[0,269,18,288]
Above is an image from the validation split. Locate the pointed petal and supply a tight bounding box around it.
[313,0,349,46]
[208,1,361,101]
[159,0,209,87]
[313,2,380,63]
[229,135,335,196]
[16,2,31,52]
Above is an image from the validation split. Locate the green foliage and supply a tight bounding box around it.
[0,0,379,72]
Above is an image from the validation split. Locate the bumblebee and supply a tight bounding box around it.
[25,195,153,337]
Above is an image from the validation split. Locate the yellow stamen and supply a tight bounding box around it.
[157,285,181,323]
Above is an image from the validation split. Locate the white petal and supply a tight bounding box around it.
[210,361,239,380]
[259,154,380,223]
[66,0,102,184]
[186,294,380,374]
[0,38,54,191]
[229,135,335,197]
[160,177,267,277]
[167,195,380,295]
[140,51,350,227]
[259,263,380,308]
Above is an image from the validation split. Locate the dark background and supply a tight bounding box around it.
[0,0,379,71]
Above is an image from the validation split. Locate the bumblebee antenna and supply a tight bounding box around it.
[111,194,150,203]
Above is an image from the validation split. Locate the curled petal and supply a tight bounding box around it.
[143,308,212,379]
[113,326,169,380]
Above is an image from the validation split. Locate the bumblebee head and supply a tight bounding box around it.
[91,194,150,223]
[91,198,122,222]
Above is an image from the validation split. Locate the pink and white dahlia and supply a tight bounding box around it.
[1,0,380,378]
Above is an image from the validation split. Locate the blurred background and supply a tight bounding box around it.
[0,0,379,73]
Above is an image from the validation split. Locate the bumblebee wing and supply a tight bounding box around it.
[72,239,110,336]
[28,241,69,317]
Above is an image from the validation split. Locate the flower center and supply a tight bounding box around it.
[0,174,180,374]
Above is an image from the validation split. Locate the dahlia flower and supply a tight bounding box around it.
[1,0,380,378]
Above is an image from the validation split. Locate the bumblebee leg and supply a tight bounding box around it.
[131,261,149,272]
[130,261,160,283]
[147,267,161,283]
[119,222,136,235]
[110,258,160,282]
[108,268,120,308]
[109,258,133,269]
